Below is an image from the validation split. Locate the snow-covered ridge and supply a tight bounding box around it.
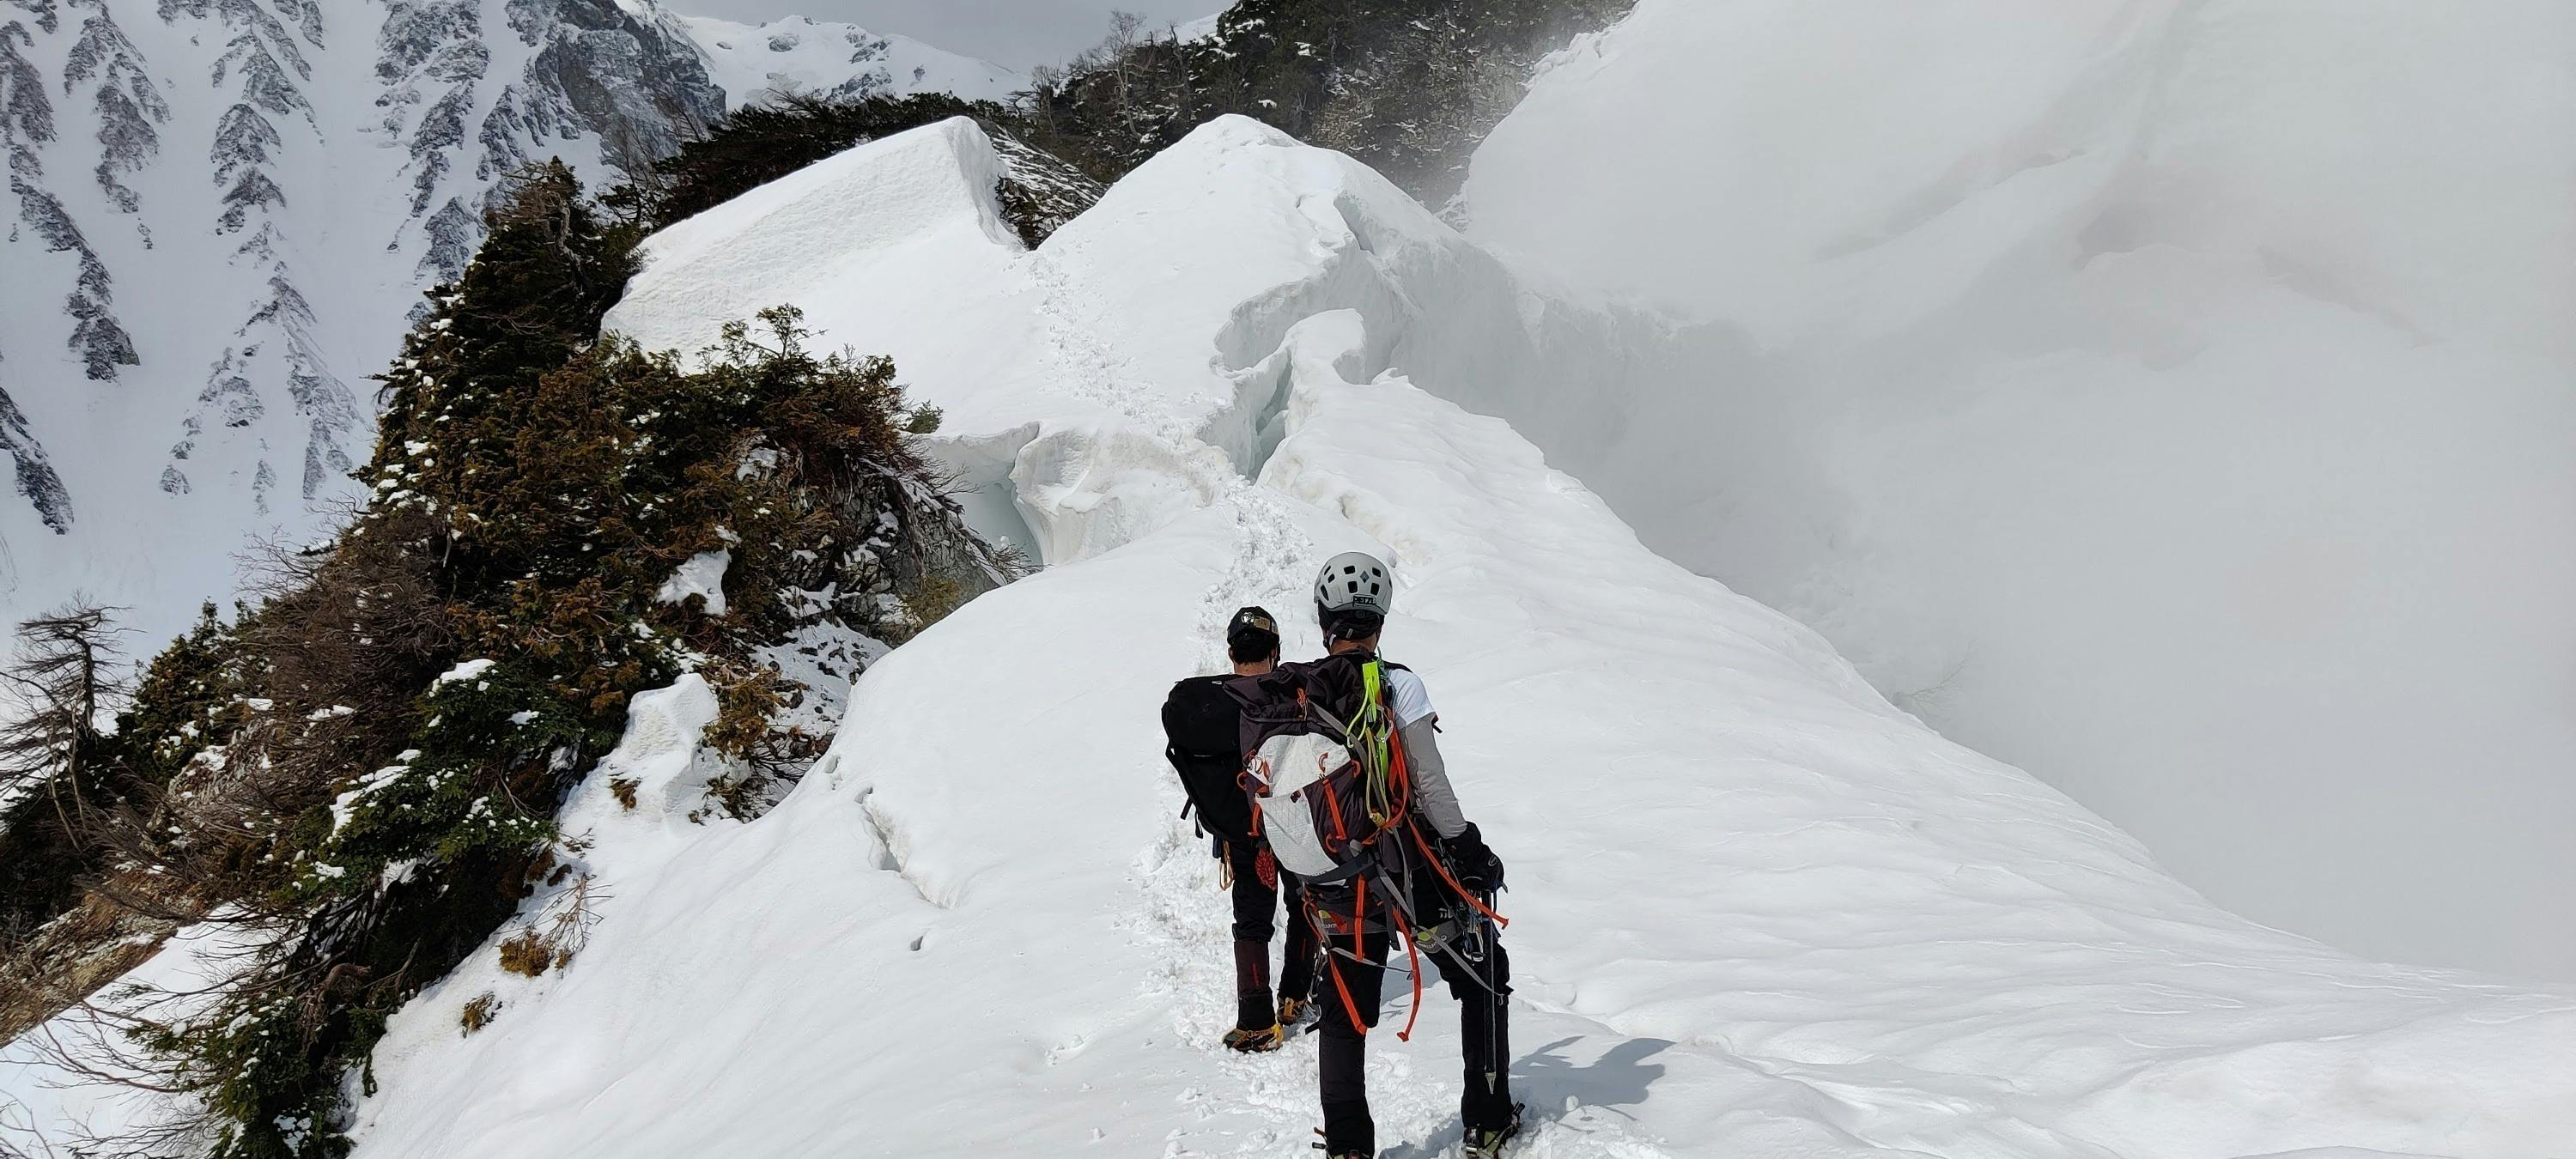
[261,117,2576,1156]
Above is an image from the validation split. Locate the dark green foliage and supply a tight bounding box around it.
[155,994,338,1158]
[155,833,534,1159]
[375,161,638,447]
[396,162,639,413]
[594,0,1630,248]
[1021,0,1637,203]
[0,792,85,944]
[374,305,937,715]
[611,91,1006,232]
[112,603,263,790]
[293,664,580,904]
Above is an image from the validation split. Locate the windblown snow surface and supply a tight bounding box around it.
[10,116,2572,1156]
[1461,0,2576,980]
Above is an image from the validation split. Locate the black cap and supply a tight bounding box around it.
[1226,606,1279,647]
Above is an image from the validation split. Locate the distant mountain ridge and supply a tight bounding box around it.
[0,0,1015,651]
[684,14,1020,107]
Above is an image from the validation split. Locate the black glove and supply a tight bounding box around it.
[1445,822,1504,893]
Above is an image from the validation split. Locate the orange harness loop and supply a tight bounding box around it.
[1353,875,1369,960]
[1394,921,1425,1041]
[1315,901,1371,1038]
[1306,882,1426,1043]
[1388,719,1413,814]
[1321,937,1368,1036]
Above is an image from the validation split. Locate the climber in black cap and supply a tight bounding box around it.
[1159,605,1321,1051]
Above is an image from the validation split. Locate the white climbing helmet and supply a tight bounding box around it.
[1313,552,1393,616]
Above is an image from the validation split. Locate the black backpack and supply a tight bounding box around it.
[1161,675,1256,844]
[1224,652,1412,888]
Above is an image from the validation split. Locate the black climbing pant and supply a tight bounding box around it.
[1227,839,1320,1030]
[1312,916,1513,1156]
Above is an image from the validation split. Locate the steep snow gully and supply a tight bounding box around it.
[343,118,2576,1156]
[11,117,2572,1156]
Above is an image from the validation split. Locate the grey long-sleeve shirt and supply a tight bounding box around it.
[1402,716,1468,839]
[1384,665,1469,839]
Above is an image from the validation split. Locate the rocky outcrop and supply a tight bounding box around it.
[992,130,1103,248]
[0,369,70,534]
[64,5,164,212]
[163,0,355,507]
[510,0,723,160]
[739,432,1018,663]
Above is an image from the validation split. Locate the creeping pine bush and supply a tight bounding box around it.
[293,664,586,903]
[119,164,971,1158]
[115,604,264,786]
[1015,0,1636,201]
[611,92,1006,231]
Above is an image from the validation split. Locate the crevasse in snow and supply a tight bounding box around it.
[289,118,2576,1157]
[1461,0,2576,980]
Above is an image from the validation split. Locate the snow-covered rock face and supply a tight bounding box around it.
[1463,0,2576,979]
[304,117,2573,1158]
[0,0,1006,658]
[681,14,1020,108]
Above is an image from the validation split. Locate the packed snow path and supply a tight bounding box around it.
[11,117,2571,1157]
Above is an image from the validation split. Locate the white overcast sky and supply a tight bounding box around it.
[681,1,1229,71]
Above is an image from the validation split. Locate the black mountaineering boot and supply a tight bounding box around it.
[1223,1022,1284,1053]
[1311,1125,1370,1159]
[1462,1102,1523,1158]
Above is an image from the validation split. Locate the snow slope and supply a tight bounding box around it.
[1461,0,2576,979]
[682,15,1022,107]
[281,118,2576,1156]
[0,921,264,1150]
